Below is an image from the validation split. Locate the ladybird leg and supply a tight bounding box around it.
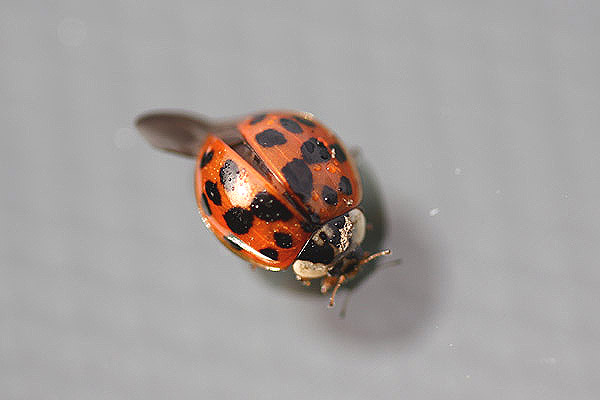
[320,275,337,294]
[327,275,346,308]
[295,275,312,286]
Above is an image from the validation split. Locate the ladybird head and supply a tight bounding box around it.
[292,208,366,280]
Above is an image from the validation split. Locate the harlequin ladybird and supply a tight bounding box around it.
[136,110,390,306]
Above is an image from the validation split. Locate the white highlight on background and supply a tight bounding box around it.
[429,208,440,217]
[57,18,87,47]
[540,357,557,366]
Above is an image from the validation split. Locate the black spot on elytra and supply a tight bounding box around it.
[281,158,313,201]
[223,236,242,250]
[329,143,347,163]
[322,185,338,206]
[259,248,279,261]
[274,232,293,249]
[200,150,214,168]
[204,180,221,206]
[249,114,266,125]
[219,159,240,192]
[293,116,316,127]
[200,193,211,216]
[256,129,287,147]
[301,138,330,164]
[279,118,303,134]
[223,207,254,235]
[250,191,292,222]
[297,239,334,265]
[338,176,352,195]
[319,232,328,242]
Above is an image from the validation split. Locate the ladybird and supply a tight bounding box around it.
[136,110,390,306]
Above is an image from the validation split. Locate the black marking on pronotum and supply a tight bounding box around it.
[326,215,346,248]
[319,232,328,242]
[301,138,331,164]
[281,158,313,202]
[256,129,287,147]
[297,239,334,265]
[274,232,293,249]
[249,114,267,125]
[219,159,240,192]
[293,116,316,127]
[204,180,222,206]
[223,207,254,235]
[200,150,214,168]
[259,248,279,261]
[250,191,292,222]
[223,236,242,250]
[322,185,338,206]
[279,118,303,134]
[338,176,352,195]
[201,193,212,216]
[331,215,345,230]
[329,143,347,163]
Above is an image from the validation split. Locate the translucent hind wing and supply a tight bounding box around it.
[135,111,239,157]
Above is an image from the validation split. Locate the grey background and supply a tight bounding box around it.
[2,1,599,399]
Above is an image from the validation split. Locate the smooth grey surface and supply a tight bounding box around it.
[2,1,600,399]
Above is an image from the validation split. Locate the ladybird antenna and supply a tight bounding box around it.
[328,250,391,309]
[358,249,391,267]
[328,275,346,308]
